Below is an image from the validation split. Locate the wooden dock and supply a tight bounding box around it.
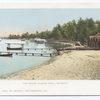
[23,48,53,51]
[0,46,99,57]
[0,51,57,57]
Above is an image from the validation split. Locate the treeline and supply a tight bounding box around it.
[8,18,100,44]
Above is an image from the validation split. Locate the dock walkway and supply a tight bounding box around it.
[0,51,57,57]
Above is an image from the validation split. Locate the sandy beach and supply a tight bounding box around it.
[5,50,100,80]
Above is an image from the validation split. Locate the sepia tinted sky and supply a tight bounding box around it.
[0,9,100,36]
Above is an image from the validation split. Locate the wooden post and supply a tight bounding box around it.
[25,53,27,56]
[21,44,24,50]
[8,43,10,48]
[50,54,52,57]
[16,53,18,55]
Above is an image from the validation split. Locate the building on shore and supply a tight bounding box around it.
[88,33,100,48]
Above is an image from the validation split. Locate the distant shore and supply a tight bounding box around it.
[4,50,100,80]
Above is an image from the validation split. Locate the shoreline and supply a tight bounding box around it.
[3,50,100,80]
[0,55,56,80]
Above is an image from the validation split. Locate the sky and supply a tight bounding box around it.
[0,9,100,36]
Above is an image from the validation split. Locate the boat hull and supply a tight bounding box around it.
[7,47,22,50]
[0,53,12,57]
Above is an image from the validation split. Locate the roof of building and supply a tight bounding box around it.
[34,38,47,42]
[89,33,100,39]
[95,33,100,36]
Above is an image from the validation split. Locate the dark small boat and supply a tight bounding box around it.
[7,47,22,50]
[0,53,12,57]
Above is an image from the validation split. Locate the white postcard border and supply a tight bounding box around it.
[0,2,99,95]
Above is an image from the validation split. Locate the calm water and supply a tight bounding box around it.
[0,39,52,76]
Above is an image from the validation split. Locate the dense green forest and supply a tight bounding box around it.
[8,18,100,44]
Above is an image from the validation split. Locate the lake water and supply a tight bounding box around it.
[0,39,53,76]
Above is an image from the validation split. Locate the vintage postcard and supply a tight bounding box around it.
[0,2,100,95]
